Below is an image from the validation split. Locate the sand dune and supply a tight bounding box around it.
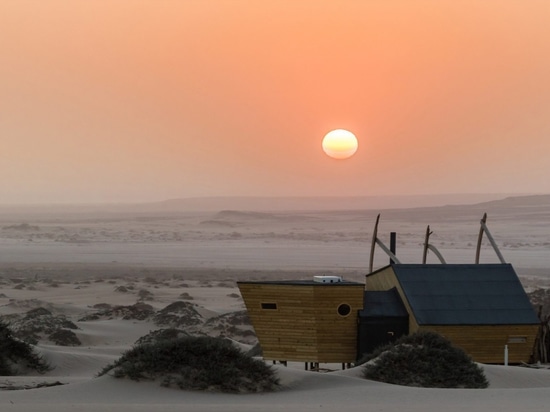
[2,363,550,412]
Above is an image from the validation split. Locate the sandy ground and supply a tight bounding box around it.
[0,266,549,412]
[1,200,550,411]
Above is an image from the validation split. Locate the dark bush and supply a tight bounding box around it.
[134,328,190,346]
[361,331,488,388]
[0,320,51,375]
[48,329,81,346]
[98,336,279,393]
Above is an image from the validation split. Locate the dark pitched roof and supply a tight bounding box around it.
[391,264,539,325]
[360,288,409,318]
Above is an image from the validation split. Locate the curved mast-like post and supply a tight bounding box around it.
[369,214,401,273]
[475,213,506,264]
[368,214,380,273]
[475,213,487,264]
[422,226,432,264]
[422,225,447,264]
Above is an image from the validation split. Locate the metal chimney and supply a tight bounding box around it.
[390,232,397,265]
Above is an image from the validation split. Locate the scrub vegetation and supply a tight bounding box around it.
[360,331,489,388]
[98,335,280,393]
[0,320,51,375]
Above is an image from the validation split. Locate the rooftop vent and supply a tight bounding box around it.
[313,275,343,284]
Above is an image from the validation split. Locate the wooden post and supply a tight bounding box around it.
[369,214,380,273]
[422,225,446,264]
[475,213,487,264]
[422,226,431,264]
[476,213,506,264]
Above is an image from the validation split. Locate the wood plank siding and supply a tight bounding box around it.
[238,281,364,363]
[420,325,538,364]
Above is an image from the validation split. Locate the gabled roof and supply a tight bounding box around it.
[359,287,408,318]
[390,263,539,325]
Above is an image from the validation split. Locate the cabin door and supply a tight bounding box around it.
[357,316,408,359]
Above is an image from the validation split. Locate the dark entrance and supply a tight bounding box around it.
[357,288,409,360]
[357,316,409,358]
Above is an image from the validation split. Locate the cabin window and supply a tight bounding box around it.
[261,303,277,310]
[337,303,351,317]
[507,336,527,344]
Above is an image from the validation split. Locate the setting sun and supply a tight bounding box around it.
[322,129,358,160]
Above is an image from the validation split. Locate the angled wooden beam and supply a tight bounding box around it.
[369,214,401,273]
[475,213,487,264]
[423,225,446,264]
[422,225,432,264]
[475,213,506,264]
[375,238,401,264]
[369,214,380,273]
[426,244,447,264]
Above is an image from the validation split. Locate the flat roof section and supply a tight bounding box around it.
[237,280,364,286]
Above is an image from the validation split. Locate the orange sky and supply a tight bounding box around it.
[1,0,549,204]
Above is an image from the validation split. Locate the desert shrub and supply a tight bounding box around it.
[361,331,488,388]
[134,328,190,346]
[9,307,79,345]
[98,336,279,393]
[137,289,154,301]
[48,329,81,346]
[153,301,203,327]
[0,320,51,375]
[178,292,193,300]
[79,302,154,322]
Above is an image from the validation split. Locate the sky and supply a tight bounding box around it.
[1,0,549,204]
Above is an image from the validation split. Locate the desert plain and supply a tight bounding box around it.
[1,195,550,411]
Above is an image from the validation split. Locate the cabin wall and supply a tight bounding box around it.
[420,324,538,364]
[366,268,420,332]
[238,282,364,363]
[312,285,365,362]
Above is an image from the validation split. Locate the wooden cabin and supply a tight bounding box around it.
[237,277,364,363]
[365,263,539,364]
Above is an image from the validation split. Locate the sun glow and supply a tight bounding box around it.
[322,129,358,159]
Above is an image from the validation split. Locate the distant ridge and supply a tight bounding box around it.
[0,193,544,215]
[150,193,522,212]
[470,194,550,208]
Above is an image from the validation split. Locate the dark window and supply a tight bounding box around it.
[337,303,351,317]
[261,303,277,310]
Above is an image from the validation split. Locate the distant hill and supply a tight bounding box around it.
[145,193,523,212]
[0,193,545,216]
[471,194,550,209]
